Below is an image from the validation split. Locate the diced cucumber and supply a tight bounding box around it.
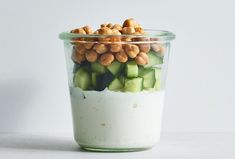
[139,69,156,89]
[96,72,114,91]
[154,79,161,90]
[138,66,145,75]
[125,61,138,78]
[124,77,143,92]
[118,75,125,85]
[154,68,162,79]
[107,61,123,76]
[91,72,98,88]
[108,78,123,91]
[144,51,163,68]
[74,68,91,90]
[154,68,162,90]
[91,62,107,74]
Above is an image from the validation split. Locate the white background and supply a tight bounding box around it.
[0,0,234,134]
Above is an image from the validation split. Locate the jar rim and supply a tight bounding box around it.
[59,29,175,43]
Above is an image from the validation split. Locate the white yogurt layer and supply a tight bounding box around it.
[70,87,165,149]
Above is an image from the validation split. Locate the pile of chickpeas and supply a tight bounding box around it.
[71,18,164,66]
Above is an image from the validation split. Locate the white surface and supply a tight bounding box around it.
[70,87,164,148]
[0,0,235,134]
[0,133,234,159]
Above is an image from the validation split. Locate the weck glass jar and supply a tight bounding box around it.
[59,28,175,152]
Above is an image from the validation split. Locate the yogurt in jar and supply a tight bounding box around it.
[70,87,165,150]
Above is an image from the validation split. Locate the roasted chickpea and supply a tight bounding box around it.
[134,27,145,34]
[74,44,86,54]
[98,27,113,42]
[72,51,86,64]
[139,44,150,53]
[84,43,94,49]
[98,27,113,35]
[111,24,122,31]
[122,27,135,34]
[151,43,165,55]
[70,28,86,34]
[99,53,114,66]
[110,29,122,42]
[115,50,128,63]
[93,44,108,54]
[135,52,149,65]
[83,25,93,34]
[100,23,113,28]
[85,50,98,62]
[122,18,138,27]
[124,44,140,58]
[70,28,86,41]
[110,44,122,52]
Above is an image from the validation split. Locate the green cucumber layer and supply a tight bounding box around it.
[108,78,123,91]
[74,68,91,90]
[107,61,123,76]
[144,51,163,68]
[124,77,143,92]
[125,61,138,78]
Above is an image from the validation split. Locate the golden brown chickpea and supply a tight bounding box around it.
[74,44,86,54]
[100,23,113,28]
[72,51,86,64]
[135,52,149,65]
[110,29,122,42]
[139,44,150,53]
[93,44,108,54]
[98,27,113,35]
[134,27,145,34]
[110,44,122,52]
[99,53,114,66]
[85,50,98,62]
[98,27,113,42]
[106,23,113,28]
[151,43,165,55]
[70,28,86,34]
[83,25,93,34]
[111,24,122,31]
[122,18,138,27]
[115,50,128,63]
[122,27,135,34]
[124,44,140,58]
[100,23,107,28]
[84,43,94,49]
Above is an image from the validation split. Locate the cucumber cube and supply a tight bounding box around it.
[91,72,98,88]
[108,78,123,91]
[154,68,162,90]
[144,51,163,68]
[91,62,107,74]
[154,79,161,90]
[107,61,123,76]
[74,68,91,90]
[125,61,138,78]
[124,77,143,92]
[139,68,156,89]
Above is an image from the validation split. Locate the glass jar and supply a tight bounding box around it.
[59,30,175,152]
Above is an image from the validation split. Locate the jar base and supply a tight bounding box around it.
[80,145,152,152]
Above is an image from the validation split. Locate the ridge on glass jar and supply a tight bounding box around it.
[59,30,175,152]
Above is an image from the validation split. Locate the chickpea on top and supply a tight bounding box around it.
[71,18,163,66]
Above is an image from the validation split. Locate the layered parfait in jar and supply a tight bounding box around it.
[59,18,175,151]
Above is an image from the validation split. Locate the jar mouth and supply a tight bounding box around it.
[59,29,175,44]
